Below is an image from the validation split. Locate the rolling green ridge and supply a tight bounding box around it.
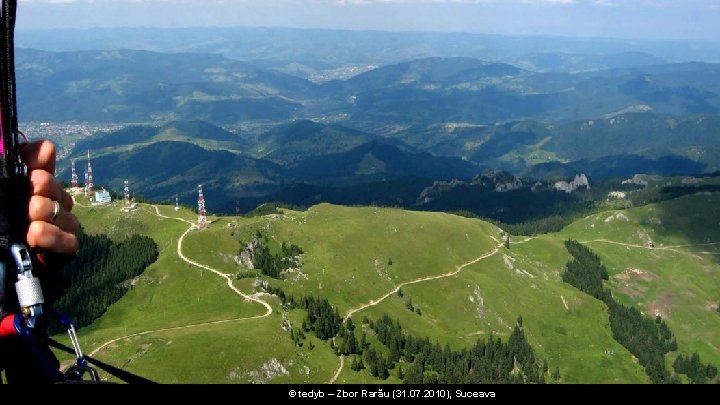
[57,188,720,383]
[59,121,481,212]
[54,114,720,219]
[73,121,247,154]
[32,51,720,221]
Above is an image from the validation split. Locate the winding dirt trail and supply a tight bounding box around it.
[512,234,720,255]
[584,238,720,255]
[328,355,344,384]
[90,205,272,358]
[343,245,501,321]
[328,242,502,383]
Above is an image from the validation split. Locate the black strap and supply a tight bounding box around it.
[47,338,157,385]
[1,0,18,156]
[0,0,28,319]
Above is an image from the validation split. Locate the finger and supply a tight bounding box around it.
[20,140,57,174]
[26,221,79,255]
[29,170,74,211]
[28,196,80,235]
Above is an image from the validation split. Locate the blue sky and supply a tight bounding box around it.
[17,0,720,41]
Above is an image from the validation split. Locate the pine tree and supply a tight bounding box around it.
[377,356,389,380]
[345,331,358,355]
[351,356,364,372]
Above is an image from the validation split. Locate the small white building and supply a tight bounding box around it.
[92,189,112,206]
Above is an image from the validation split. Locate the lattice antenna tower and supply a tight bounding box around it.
[86,150,94,195]
[197,185,207,228]
[71,160,78,189]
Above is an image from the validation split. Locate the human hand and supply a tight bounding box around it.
[21,140,80,254]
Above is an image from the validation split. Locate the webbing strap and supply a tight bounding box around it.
[0,0,22,247]
[0,0,18,157]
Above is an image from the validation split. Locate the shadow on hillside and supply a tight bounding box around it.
[650,190,720,265]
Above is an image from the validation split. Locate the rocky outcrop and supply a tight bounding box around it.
[681,176,702,185]
[553,174,590,193]
[417,179,465,205]
[621,174,663,187]
[237,239,260,269]
[417,170,525,205]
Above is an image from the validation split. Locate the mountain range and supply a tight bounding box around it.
[18,48,720,126]
[13,29,720,222]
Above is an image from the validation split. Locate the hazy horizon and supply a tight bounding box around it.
[16,0,720,43]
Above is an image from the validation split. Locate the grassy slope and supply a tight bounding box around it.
[68,192,720,383]
[556,193,720,367]
[69,199,660,383]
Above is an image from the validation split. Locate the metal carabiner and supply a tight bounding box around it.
[53,311,100,382]
[11,243,44,328]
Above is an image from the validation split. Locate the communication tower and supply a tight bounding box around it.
[124,180,131,206]
[70,160,78,189]
[85,150,94,196]
[197,185,207,228]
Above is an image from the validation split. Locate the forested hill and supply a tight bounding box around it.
[53,229,159,331]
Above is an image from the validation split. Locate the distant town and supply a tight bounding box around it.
[20,122,129,159]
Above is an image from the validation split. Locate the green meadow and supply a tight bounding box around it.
[64,192,720,383]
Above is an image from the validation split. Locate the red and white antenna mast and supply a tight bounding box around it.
[197,184,207,228]
[85,150,94,196]
[70,160,78,189]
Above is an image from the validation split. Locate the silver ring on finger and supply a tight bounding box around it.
[51,200,60,223]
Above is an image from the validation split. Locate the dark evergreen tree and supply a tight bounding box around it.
[350,356,365,371]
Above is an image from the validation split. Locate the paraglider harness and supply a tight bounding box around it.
[0,0,153,384]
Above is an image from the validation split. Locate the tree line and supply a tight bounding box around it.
[563,240,717,384]
[51,229,158,332]
[266,284,546,383]
[359,315,545,383]
[265,286,341,341]
[673,353,718,384]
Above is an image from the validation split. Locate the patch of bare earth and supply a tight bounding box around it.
[646,294,675,318]
[614,268,657,299]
